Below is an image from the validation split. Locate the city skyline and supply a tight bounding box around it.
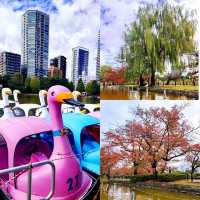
[0,0,99,80]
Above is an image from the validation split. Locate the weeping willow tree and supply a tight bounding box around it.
[125,2,197,87]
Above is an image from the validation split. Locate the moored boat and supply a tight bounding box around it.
[0,85,94,199]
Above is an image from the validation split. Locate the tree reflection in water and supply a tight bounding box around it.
[101,87,193,100]
[101,183,200,200]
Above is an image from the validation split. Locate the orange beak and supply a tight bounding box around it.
[55,92,73,103]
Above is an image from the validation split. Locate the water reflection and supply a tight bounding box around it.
[101,87,194,100]
[16,94,99,104]
[101,183,200,200]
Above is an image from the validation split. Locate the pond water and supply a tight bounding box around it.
[101,87,195,100]
[101,183,200,200]
[16,94,99,104]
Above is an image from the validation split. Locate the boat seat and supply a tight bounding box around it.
[82,140,99,153]
[30,152,48,163]
[0,108,4,118]
[13,107,26,117]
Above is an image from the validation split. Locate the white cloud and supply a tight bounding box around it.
[51,0,100,80]
[0,0,100,80]
[0,5,22,54]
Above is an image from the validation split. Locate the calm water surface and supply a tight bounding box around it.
[16,94,99,104]
[101,87,195,100]
[101,183,200,200]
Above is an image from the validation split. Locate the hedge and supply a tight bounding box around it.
[112,172,188,183]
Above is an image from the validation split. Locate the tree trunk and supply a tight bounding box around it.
[133,161,138,175]
[150,64,155,87]
[192,79,195,86]
[151,160,158,179]
[108,161,111,180]
[134,168,138,175]
[139,74,144,87]
[191,172,194,182]
[166,79,170,85]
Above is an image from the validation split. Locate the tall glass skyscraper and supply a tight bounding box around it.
[22,10,49,77]
[72,47,89,87]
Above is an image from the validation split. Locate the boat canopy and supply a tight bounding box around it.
[0,117,51,167]
[62,113,99,134]
[62,113,99,156]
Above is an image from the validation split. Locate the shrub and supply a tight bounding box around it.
[129,172,187,183]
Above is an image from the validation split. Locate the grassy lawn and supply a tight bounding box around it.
[159,85,198,91]
[168,180,200,189]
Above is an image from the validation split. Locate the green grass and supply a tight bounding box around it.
[159,85,198,91]
[168,180,200,189]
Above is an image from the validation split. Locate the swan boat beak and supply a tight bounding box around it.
[2,88,12,96]
[56,91,85,107]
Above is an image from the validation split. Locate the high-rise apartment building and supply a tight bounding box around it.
[0,52,21,76]
[72,47,89,87]
[50,56,67,79]
[22,10,49,77]
[96,30,100,81]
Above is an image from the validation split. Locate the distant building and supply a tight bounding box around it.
[164,52,199,76]
[50,58,58,67]
[72,46,89,87]
[96,30,100,81]
[48,66,62,79]
[0,52,21,76]
[118,46,127,65]
[50,56,67,79]
[22,10,49,77]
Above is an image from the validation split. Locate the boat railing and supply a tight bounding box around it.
[0,160,55,200]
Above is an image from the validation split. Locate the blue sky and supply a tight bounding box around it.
[100,0,200,67]
[0,0,100,80]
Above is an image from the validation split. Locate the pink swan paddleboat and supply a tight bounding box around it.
[0,85,92,199]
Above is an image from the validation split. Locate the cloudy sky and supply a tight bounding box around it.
[1,0,199,78]
[0,0,100,80]
[101,0,200,67]
[101,100,200,142]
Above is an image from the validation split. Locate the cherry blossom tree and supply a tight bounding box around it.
[102,105,197,178]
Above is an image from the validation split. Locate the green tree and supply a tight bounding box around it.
[68,81,74,91]
[49,77,60,87]
[9,73,24,90]
[25,77,31,92]
[76,79,85,93]
[86,80,100,95]
[40,77,50,89]
[30,76,40,93]
[1,75,11,87]
[59,78,69,88]
[125,3,197,87]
